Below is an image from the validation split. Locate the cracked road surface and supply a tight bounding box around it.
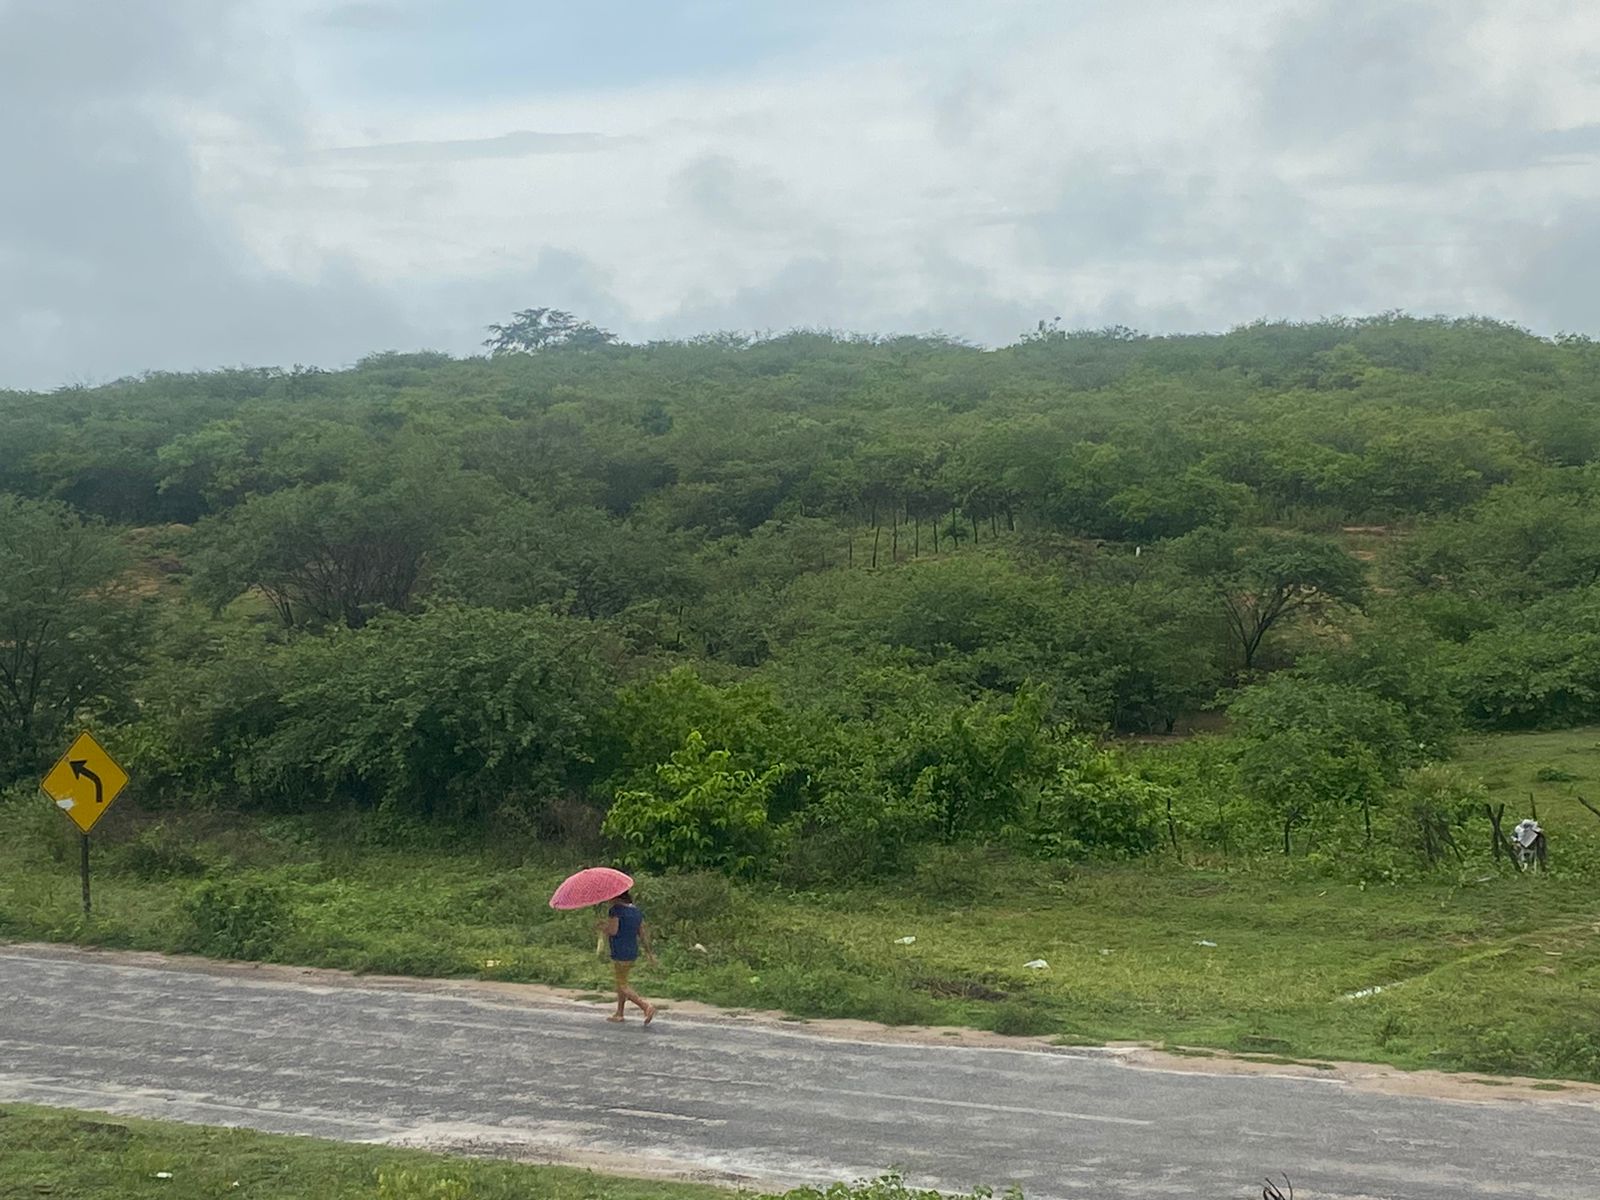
[1,945,1595,1198]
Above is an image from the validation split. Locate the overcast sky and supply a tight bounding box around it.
[3,0,1599,389]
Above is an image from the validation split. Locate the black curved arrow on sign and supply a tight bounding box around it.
[70,760,105,805]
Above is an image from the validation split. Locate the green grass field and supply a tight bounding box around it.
[1456,726,1600,828]
[4,730,1600,1083]
[0,1103,732,1200]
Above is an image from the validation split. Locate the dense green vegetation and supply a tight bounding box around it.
[5,313,1600,1074]
[0,1103,980,1200]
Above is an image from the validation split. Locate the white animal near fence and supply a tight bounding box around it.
[1511,818,1547,871]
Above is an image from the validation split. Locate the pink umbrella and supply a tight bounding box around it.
[549,866,634,910]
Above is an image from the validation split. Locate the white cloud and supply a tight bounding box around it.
[4,0,1600,388]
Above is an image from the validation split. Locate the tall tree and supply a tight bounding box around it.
[0,497,145,779]
[1172,527,1366,671]
[483,308,617,355]
[190,447,487,629]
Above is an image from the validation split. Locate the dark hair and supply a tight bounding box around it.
[616,890,634,904]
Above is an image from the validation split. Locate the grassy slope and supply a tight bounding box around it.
[0,1103,731,1200]
[4,730,1599,1082]
[1456,727,1600,828]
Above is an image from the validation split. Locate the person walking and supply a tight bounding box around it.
[597,890,657,1024]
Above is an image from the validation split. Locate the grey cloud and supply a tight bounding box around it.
[654,251,1039,347]
[1256,0,1600,188]
[0,0,416,389]
[673,154,798,232]
[1256,0,1463,149]
[5,0,1599,387]
[1018,167,1197,267]
[661,257,851,335]
[319,130,634,166]
[3,0,223,96]
[318,2,418,31]
[1188,203,1520,336]
[1498,207,1600,335]
[1337,121,1600,187]
[930,72,1014,146]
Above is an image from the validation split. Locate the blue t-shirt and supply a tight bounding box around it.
[609,904,643,961]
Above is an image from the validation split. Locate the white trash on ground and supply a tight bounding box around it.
[1023,959,1049,969]
[894,936,917,945]
[1195,940,1217,948]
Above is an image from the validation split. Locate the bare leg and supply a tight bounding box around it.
[619,983,652,1013]
[610,962,638,1022]
[620,984,655,1023]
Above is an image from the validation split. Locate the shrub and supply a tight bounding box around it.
[1019,740,1166,859]
[1534,766,1581,783]
[778,777,934,887]
[886,686,1057,843]
[530,793,605,852]
[603,731,783,874]
[1230,677,1413,853]
[1138,735,1260,858]
[261,605,616,820]
[644,870,739,942]
[987,997,1060,1038]
[776,1173,1019,1200]
[1449,589,1600,729]
[777,824,891,888]
[599,665,792,788]
[1371,765,1487,873]
[112,823,209,880]
[1,783,78,865]
[1297,616,1461,756]
[183,877,293,960]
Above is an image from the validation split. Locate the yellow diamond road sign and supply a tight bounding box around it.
[42,730,129,834]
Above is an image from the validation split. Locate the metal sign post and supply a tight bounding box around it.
[40,730,129,917]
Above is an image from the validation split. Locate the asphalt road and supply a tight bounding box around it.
[1,945,1594,1198]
